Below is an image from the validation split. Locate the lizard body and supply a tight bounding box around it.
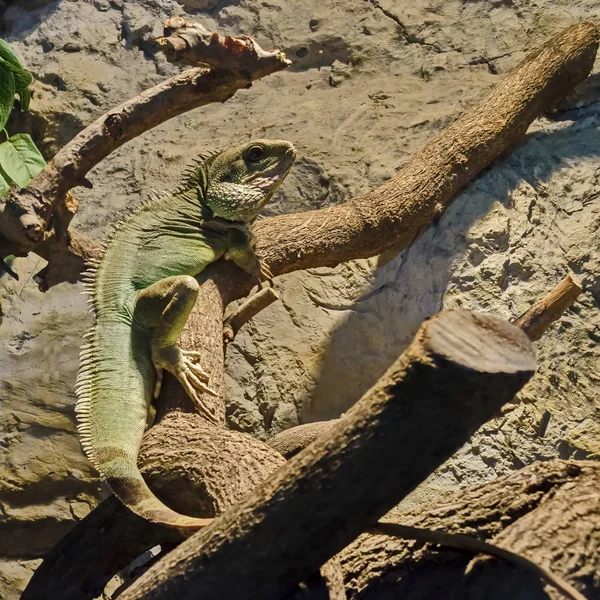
[76,139,296,530]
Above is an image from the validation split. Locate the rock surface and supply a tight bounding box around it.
[0,0,599,597]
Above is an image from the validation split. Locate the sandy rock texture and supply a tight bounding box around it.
[0,0,599,597]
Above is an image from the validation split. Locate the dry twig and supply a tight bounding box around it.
[223,286,280,344]
[513,273,583,341]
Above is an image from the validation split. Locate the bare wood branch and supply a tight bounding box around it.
[22,418,287,600]
[368,522,586,600]
[223,286,280,345]
[241,22,598,286]
[0,28,289,254]
[12,22,598,291]
[117,311,536,600]
[513,273,583,341]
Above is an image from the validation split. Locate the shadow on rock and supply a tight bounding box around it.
[302,110,600,421]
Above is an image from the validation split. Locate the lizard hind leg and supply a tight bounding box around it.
[134,275,219,423]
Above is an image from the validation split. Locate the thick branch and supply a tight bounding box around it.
[340,460,600,600]
[247,23,598,282]
[264,272,584,457]
[368,522,585,600]
[118,311,536,600]
[22,417,287,600]
[19,22,598,291]
[0,27,289,253]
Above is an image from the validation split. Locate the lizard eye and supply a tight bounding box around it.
[246,145,265,162]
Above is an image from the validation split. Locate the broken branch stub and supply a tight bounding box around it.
[158,16,291,76]
[118,311,536,600]
[512,273,582,341]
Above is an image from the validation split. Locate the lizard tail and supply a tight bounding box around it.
[100,454,213,532]
[76,324,212,533]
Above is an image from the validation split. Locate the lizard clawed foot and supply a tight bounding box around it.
[257,262,274,289]
[152,346,219,423]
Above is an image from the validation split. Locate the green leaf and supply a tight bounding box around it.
[0,134,45,188]
[14,69,33,91]
[0,169,10,197]
[0,62,15,130]
[16,86,31,111]
[0,39,26,73]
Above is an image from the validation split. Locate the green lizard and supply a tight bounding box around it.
[75,139,296,531]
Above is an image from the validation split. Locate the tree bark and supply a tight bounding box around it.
[339,459,600,600]
[117,311,536,600]
[22,421,287,600]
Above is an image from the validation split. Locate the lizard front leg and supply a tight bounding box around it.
[225,227,273,286]
[134,275,218,423]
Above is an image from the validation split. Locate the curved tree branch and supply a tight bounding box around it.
[0,22,290,256]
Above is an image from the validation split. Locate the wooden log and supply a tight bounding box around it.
[21,419,286,600]
[340,460,600,600]
[117,311,536,600]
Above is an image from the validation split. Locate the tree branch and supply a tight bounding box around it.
[368,522,585,600]
[0,22,290,257]
[512,273,583,341]
[157,16,289,74]
[341,460,600,600]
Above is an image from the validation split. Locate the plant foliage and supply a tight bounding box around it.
[0,38,45,196]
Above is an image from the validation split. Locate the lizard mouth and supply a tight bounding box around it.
[245,152,295,192]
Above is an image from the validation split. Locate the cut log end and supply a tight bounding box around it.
[420,311,537,375]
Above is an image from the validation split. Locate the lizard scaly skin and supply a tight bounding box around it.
[76,139,296,531]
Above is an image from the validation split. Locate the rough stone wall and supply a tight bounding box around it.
[0,0,599,597]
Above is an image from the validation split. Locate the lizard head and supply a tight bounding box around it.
[203,139,296,223]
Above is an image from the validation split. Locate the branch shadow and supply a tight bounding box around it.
[302,109,600,421]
